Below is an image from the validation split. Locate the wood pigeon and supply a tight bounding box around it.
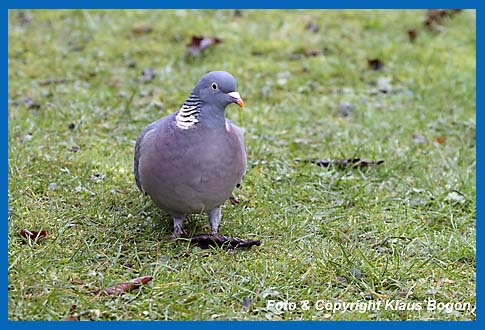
[134,71,246,238]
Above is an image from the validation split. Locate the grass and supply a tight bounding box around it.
[8,9,476,320]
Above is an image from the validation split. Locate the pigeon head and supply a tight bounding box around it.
[193,71,244,109]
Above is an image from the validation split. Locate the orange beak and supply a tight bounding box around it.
[228,91,244,107]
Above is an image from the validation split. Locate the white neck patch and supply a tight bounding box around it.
[176,105,200,129]
[175,93,201,130]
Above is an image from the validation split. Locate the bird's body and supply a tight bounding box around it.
[134,71,246,237]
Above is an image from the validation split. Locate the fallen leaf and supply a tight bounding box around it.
[39,77,68,86]
[297,158,384,168]
[90,276,153,296]
[63,315,80,321]
[188,234,261,250]
[423,9,462,30]
[132,23,153,35]
[368,58,384,71]
[20,229,47,241]
[435,136,447,145]
[424,9,448,29]
[70,277,84,285]
[187,36,222,57]
[305,21,320,33]
[407,28,418,42]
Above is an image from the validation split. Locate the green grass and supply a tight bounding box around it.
[8,10,476,320]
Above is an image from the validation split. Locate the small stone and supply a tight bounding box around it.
[377,77,392,93]
[242,297,251,308]
[446,191,466,204]
[350,268,362,279]
[337,102,355,117]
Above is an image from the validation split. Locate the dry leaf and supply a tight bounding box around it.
[368,58,384,71]
[189,234,261,250]
[424,9,462,30]
[63,315,80,321]
[40,77,68,86]
[297,158,384,168]
[90,275,153,295]
[132,23,153,35]
[187,36,222,57]
[20,229,47,241]
[407,28,418,42]
[435,136,447,145]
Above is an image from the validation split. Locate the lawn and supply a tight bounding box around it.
[8,9,476,320]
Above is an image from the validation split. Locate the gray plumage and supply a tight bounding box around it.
[134,71,246,237]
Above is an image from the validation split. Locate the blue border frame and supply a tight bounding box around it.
[3,1,480,9]
[5,0,479,329]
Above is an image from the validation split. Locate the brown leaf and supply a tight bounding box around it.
[63,315,80,321]
[305,21,320,33]
[424,9,462,30]
[20,229,47,241]
[187,36,222,57]
[39,78,68,86]
[189,234,261,250]
[90,275,153,296]
[435,136,447,145]
[368,58,384,71]
[297,158,384,168]
[132,23,153,35]
[407,28,418,42]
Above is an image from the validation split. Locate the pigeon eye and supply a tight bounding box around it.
[211,82,218,90]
